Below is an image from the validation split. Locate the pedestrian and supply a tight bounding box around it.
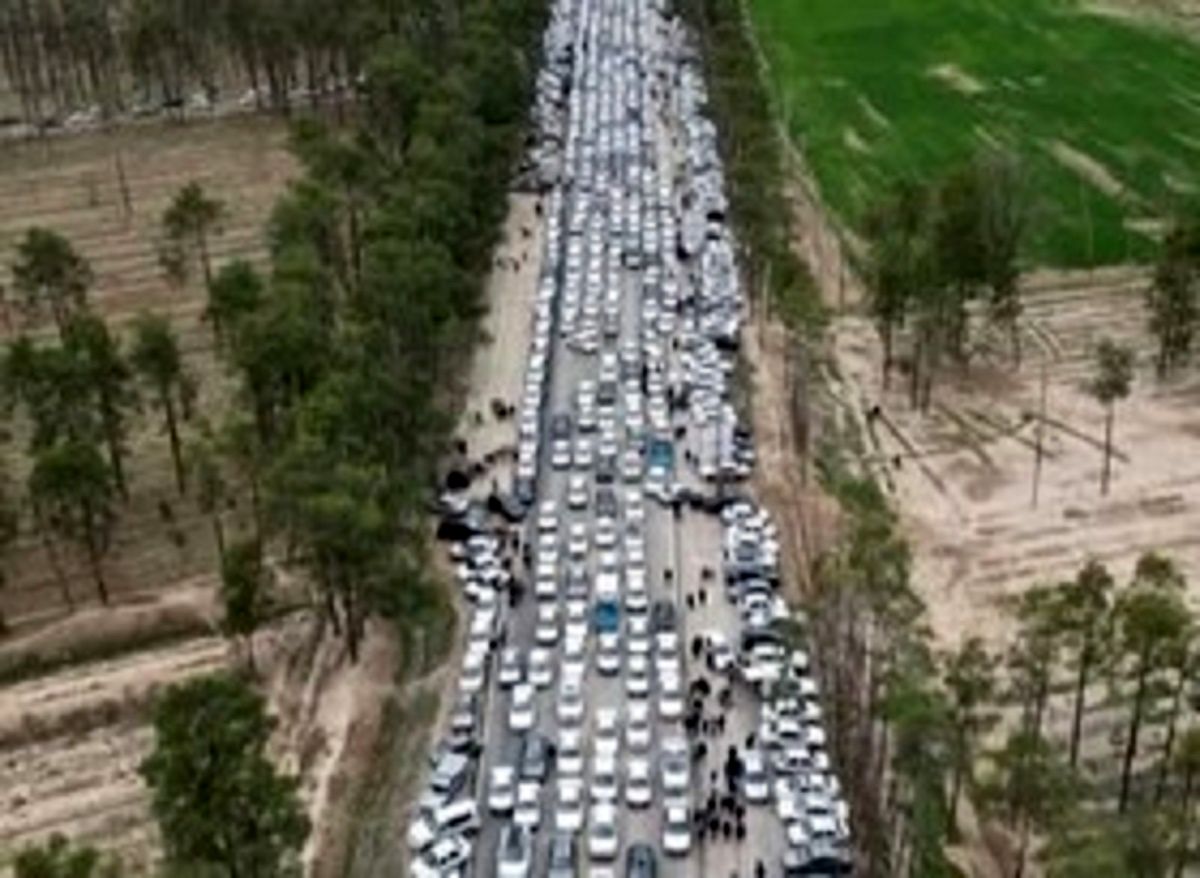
[736,823,746,842]
[686,594,695,610]
[722,822,732,840]
[755,860,766,878]
[698,587,707,604]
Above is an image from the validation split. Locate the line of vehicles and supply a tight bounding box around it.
[407,0,851,869]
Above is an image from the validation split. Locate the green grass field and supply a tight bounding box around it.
[750,0,1200,266]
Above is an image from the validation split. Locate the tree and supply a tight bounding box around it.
[220,538,271,672]
[943,636,997,836]
[29,438,116,605]
[141,673,309,877]
[978,151,1027,365]
[161,183,225,331]
[1088,338,1134,496]
[1171,727,1200,877]
[864,180,926,390]
[130,314,192,495]
[11,227,93,335]
[1116,553,1192,813]
[1148,217,1200,378]
[63,314,138,500]
[980,730,1081,878]
[14,833,122,878]
[207,260,264,351]
[1055,559,1116,768]
[188,431,228,562]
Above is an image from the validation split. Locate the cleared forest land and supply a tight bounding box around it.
[0,115,293,628]
[0,116,293,873]
[751,0,1200,266]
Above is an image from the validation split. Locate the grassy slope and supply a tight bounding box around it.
[751,0,1200,266]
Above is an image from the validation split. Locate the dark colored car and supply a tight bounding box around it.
[548,831,578,878]
[651,599,677,634]
[551,412,573,439]
[625,842,657,878]
[519,733,553,782]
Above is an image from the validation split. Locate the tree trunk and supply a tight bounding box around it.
[1156,660,1189,804]
[41,525,72,610]
[1013,813,1030,878]
[163,393,186,495]
[1119,658,1150,813]
[947,729,965,837]
[1101,403,1114,496]
[1068,645,1091,768]
[881,322,893,390]
[211,511,225,565]
[83,507,108,605]
[1175,765,1196,878]
[104,406,128,500]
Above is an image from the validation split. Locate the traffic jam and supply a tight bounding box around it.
[407,0,851,872]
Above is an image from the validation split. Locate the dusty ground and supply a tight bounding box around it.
[0,115,295,629]
[826,265,1200,650]
[0,116,390,876]
[1088,0,1200,39]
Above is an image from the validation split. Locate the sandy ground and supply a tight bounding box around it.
[0,588,229,874]
[826,265,1200,650]
[0,115,294,630]
[458,193,544,487]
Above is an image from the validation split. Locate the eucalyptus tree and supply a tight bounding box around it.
[62,314,138,500]
[1148,216,1200,378]
[10,228,93,335]
[943,636,997,836]
[160,183,225,337]
[220,538,270,672]
[29,438,117,605]
[1089,338,1134,496]
[1055,559,1116,767]
[1116,553,1192,813]
[130,314,192,496]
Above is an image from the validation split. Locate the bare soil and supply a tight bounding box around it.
[0,115,296,630]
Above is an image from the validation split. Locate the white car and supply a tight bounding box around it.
[411,834,471,878]
[498,647,524,689]
[574,438,594,469]
[559,727,584,777]
[509,683,536,732]
[567,475,589,510]
[592,753,620,801]
[556,777,586,832]
[661,737,690,795]
[552,438,572,469]
[743,749,771,803]
[663,802,692,855]
[567,522,589,559]
[597,633,621,675]
[489,765,516,815]
[514,780,541,831]
[538,501,558,533]
[459,647,487,695]
[557,676,586,726]
[535,604,560,646]
[626,757,653,808]
[595,707,620,756]
[627,699,653,752]
[588,803,620,860]
[529,647,554,688]
[595,522,617,550]
[656,631,680,660]
[626,654,651,698]
[659,672,684,721]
